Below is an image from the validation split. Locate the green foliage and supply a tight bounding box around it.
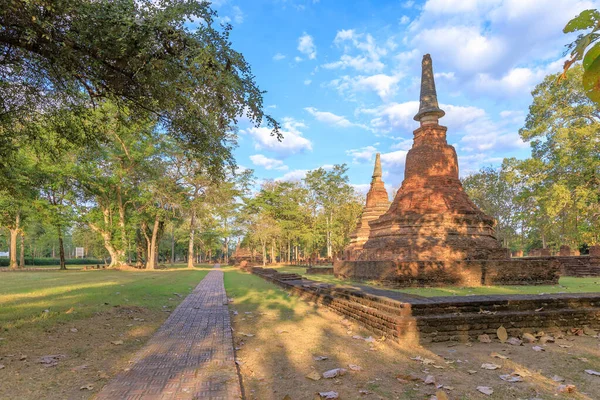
[0,0,279,174]
[0,258,102,267]
[562,9,600,104]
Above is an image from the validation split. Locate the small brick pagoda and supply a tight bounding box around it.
[335,54,557,286]
[345,153,390,258]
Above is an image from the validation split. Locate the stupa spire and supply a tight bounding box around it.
[372,153,382,182]
[414,54,445,124]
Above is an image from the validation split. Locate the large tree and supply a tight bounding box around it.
[0,0,279,173]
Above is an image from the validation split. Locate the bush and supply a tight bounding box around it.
[0,258,103,267]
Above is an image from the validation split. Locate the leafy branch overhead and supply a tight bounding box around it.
[0,0,280,174]
[562,9,600,104]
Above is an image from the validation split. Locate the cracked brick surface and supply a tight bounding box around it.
[96,268,241,400]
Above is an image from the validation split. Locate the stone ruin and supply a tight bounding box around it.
[335,54,558,287]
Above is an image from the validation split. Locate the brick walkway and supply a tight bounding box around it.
[96,267,241,400]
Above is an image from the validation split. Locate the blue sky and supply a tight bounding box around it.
[211,0,599,193]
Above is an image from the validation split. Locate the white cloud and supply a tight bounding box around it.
[298,33,317,60]
[329,73,403,101]
[402,0,415,8]
[346,145,377,163]
[276,169,309,182]
[399,15,411,24]
[295,56,303,62]
[381,150,408,168]
[304,107,367,129]
[232,5,244,23]
[273,53,286,61]
[351,183,371,195]
[244,117,313,156]
[325,30,389,73]
[249,154,288,171]
[304,79,312,85]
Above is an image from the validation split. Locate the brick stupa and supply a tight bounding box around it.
[334,54,557,287]
[345,153,390,257]
[355,54,507,262]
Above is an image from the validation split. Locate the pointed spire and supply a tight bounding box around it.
[414,54,445,124]
[371,153,382,182]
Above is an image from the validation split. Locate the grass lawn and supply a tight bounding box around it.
[0,267,210,400]
[273,264,600,297]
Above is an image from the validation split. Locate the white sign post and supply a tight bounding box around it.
[75,247,85,258]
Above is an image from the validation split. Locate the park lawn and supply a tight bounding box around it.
[0,268,209,400]
[274,265,600,297]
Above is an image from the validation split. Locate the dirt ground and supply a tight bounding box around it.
[0,305,167,400]
[230,295,600,400]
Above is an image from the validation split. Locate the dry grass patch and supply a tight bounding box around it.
[224,267,600,400]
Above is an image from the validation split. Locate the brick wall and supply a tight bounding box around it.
[333,259,559,287]
[250,267,600,344]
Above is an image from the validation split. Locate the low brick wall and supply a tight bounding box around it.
[333,259,559,287]
[519,255,600,277]
[305,267,334,275]
[250,267,599,344]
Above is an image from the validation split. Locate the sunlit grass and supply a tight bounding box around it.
[272,264,600,297]
[0,269,208,332]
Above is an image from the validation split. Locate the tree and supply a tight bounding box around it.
[562,9,600,104]
[0,0,279,173]
[519,65,600,247]
[304,165,354,258]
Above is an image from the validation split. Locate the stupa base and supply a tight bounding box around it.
[333,259,559,287]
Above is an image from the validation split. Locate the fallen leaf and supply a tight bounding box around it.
[348,364,362,371]
[481,363,501,370]
[535,307,544,312]
[585,369,600,376]
[532,346,545,352]
[318,391,339,399]
[39,354,66,367]
[583,326,596,336]
[500,374,523,382]
[522,333,536,343]
[477,386,493,395]
[424,375,435,384]
[578,357,589,362]
[111,340,123,345]
[490,352,508,359]
[70,328,78,333]
[435,390,449,400]
[559,344,573,348]
[507,337,523,346]
[539,335,554,344]
[557,384,576,393]
[0,364,4,370]
[497,326,508,343]
[478,334,492,343]
[313,356,328,361]
[239,333,254,337]
[305,371,321,381]
[467,370,477,374]
[323,368,347,379]
[80,384,94,390]
[551,375,565,382]
[65,308,74,314]
[71,364,89,372]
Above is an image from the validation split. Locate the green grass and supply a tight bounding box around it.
[0,268,209,333]
[272,265,600,297]
[222,266,309,322]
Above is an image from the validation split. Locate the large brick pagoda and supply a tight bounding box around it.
[335,54,557,287]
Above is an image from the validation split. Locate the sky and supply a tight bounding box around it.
[210,0,599,194]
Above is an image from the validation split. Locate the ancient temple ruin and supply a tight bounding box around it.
[345,153,390,257]
[335,54,557,286]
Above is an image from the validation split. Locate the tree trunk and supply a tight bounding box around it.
[9,213,19,269]
[262,241,266,266]
[170,229,175,264]
[187,211,195,269]
[57,225,66,270]
[116,187,128,264]
[19,232,25,268]
[147,214,160,270]
[135,228,145,268]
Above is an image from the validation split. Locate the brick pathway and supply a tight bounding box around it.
[96,267,241,400]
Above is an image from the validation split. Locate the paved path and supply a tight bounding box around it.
[96,267,241,400]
